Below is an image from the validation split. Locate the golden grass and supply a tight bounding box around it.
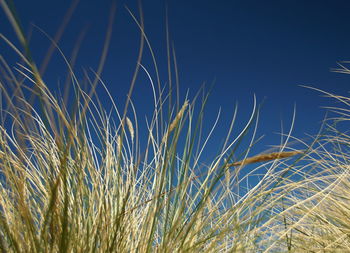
[1,1,350,252]
[227,151,303,167]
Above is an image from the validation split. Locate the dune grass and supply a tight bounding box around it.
[259,86,350,252]
[0,1,349,252]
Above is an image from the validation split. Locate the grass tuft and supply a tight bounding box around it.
[1,1,350,252]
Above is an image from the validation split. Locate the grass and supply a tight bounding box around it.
[260,86,350,252]
[0,1,349,252]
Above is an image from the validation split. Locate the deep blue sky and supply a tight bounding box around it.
[2,0,350,157]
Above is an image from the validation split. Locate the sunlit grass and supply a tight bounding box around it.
[260,85,350,252]
[1,1,349,252]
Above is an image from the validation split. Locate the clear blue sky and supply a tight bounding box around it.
[2,0,350,157]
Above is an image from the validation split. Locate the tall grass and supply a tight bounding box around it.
[1,1,349,252]
[259,85,350,252]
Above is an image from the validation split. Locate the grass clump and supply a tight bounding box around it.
[2,1,350,252]
[260,85,350,252]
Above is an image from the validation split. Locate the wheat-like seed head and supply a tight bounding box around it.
[227,151,303,167]
[168,100,188,132]
[162,100,189,144]
[116,135,121,154]
[126,117,134,141]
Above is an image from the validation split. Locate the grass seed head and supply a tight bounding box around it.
[126,117,134,141]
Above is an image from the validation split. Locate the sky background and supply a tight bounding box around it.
[2,0,350,159]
